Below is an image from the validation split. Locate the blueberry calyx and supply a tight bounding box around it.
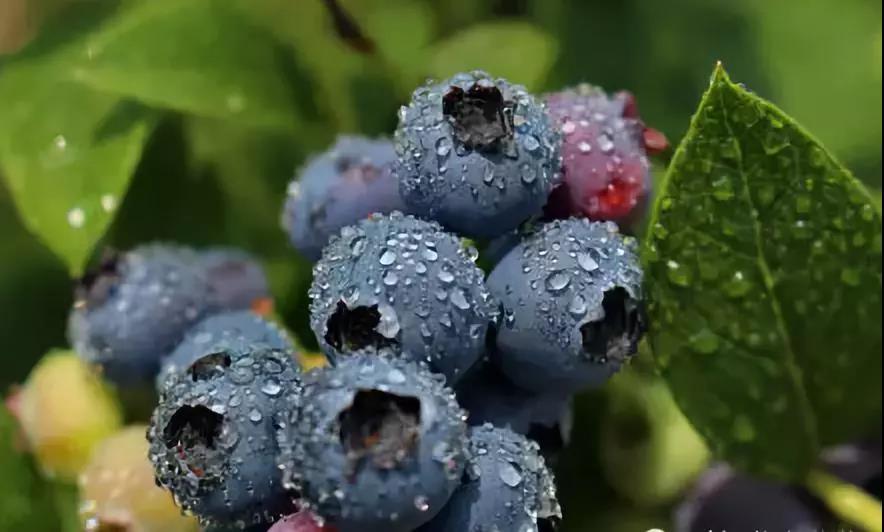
[338,390,421,470]
[163,405,224,450]
[74,248,122,309]
[324,301,397,352]
[580,287,644,361]
[442,83,515,151]
[188,352,232,382]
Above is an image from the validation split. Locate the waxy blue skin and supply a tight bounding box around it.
[199,248,271,311]
[417,424,561,532]
[309,212,497,384]
[68,244,213,386]
[149,347,301,529]
[487,218,645,393]
[157,310,295,388]
[395,71,561,239]
[275,354,468,532]
[283,136,405,261]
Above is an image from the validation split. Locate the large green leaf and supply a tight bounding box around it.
[644,64,882,480]
[0,68,155,276]
[66,0,300,129]
[428,21,557,90]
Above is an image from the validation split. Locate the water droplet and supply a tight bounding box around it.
[248,409,263,423]
[387,369,406,384]
[383,271,399,286]
[100,194,116,212]
[597,133,614,154]
[545,271,571,293]
[666,260,691,287]
[376,304,401,338]
[567,295,587,317]
[577,251,599,272]
[562,121,577,135]
[435,137,452,158]
[67,207,85,228]
[689,328,719,354]
[414,495,430,512]
[379,249,397,266]
[450,288,470,310]
[498,461,523,487]
[522,135,540,152]
[53,135,67,150]
[723,271,751,298]
[261,378,282,396]
[577,141,592,154]
[437,268,455,284]
[520,164,537,184]
[421,247,438,262]
[350,237,366,256]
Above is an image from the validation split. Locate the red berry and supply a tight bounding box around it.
[544,84,662,230]
[268,511,336,532]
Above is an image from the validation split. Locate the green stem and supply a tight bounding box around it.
[805,468,882,532]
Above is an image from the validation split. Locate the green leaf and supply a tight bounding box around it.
[0,69,155,276]
[644,64,882,480]
[429,21,557,90]
[0,407,65,530]
[67,0,299,129]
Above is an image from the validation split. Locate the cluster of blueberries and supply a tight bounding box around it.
[68,71,665,531]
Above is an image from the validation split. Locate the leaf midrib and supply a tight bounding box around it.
[713,71,819,452]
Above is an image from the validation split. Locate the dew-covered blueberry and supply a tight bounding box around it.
[148,346,301,529]
[275,354,467,532]
[417,424,562,531]
[283,136,405,261]
[486,218,645,393]
[308,212,497,384]
[68,245,213,386]
[395,71,561,238]
[157,310,297,387]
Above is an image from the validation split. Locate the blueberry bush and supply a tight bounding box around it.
[0,1,881,531]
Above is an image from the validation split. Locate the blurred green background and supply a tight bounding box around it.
[0,0,881,530]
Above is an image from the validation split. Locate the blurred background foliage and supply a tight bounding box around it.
[0,0,881,530]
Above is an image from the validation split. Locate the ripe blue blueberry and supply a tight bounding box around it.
[157,310,296,387]
[148,346,301,529]
[417,424,562,531]
[308,212,497,384]
[675,464,824,532]
[275,353,467,532]
[199,248,271,312]
[486,218,645,393]
[455,363,572,456]
[68,245,212,386]
[282,135,405,261]
[395,71,561,238]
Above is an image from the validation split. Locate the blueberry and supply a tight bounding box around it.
[157,310,297,387]
[486,218,645,393]
[455,363,571,455]
[282,135,405,261]
[395,71,561,238]
[543,85,667,230]
[148,346,301,529]
[308,212,497,384]
[199,248,271,312]
[417,424,562,531]
[675,464,824,532]
[68,245,213,386]
[275,353,467,532]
